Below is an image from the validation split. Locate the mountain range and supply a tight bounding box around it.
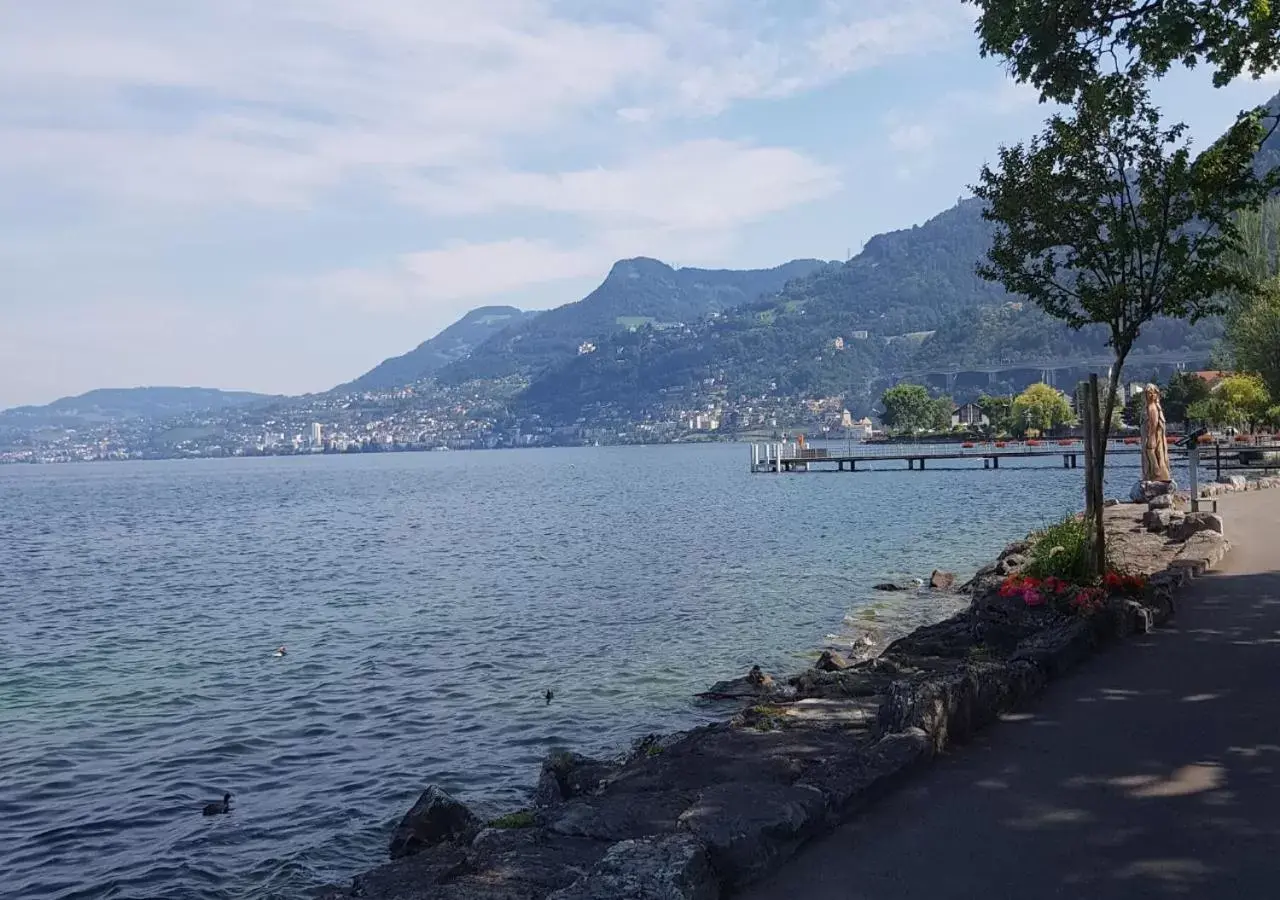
[16,87,1280,429]
[0,387,276,428]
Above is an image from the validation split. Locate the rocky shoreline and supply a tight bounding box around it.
[319,477,1274,900]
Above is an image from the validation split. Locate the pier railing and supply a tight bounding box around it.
[748,437,1280,473]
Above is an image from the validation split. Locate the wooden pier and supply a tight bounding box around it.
[748,438,1280,474]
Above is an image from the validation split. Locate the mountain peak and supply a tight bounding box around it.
[605,257,676,281]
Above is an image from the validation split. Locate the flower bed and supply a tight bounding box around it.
[998,571,1148,618]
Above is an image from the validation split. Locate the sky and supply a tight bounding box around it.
[3,1,1279,409]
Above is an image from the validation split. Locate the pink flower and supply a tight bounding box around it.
[1022,587,1046,607]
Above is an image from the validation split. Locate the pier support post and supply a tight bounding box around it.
[993,456,1000,469]
[1063,454,1070,469]
[919,458,926,470]
[984,458,990,469]
[850,460,856,472]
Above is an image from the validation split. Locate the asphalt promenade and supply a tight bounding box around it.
[743,488,1280,900]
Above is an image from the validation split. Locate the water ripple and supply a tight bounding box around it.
[0,446,1160,899]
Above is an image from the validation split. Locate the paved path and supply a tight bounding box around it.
[743,489,1280,900]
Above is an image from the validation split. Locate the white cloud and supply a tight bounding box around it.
[0,0,963,211]
[407,139,840,228]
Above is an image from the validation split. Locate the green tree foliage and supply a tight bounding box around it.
[1163,371,1213,424]
[966,0,1280,102]
[932,397,956,431]
[975,77,1264,431]
[881,384,944,433]
[1228,278,1280,397]
[1011,383,1075,435]
[978,394,1014,435]
[1188,373,1273,429]
[1123,391,1145,428]
[974,72,1269,575]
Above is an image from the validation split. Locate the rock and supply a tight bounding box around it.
[388,786,481,860]
[677,781,829,890]
[1130,479,1177,503]
[1104,498,1121,507]
[1000,539,1031,558]
[814,650,849,672]
[1168,512,1225,543]
[546,834,719,900]
[1174,531,1230,571]
[535,751,620,807]
[929,570,956,591]
[1147,494,1175,510]
[995,553,1027,576]
[1142,508,1181,533]
[1218,474,1248,488]
[873,582,908,592]
[697,666,789,702]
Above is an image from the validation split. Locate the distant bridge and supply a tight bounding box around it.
[887,352,1209,391]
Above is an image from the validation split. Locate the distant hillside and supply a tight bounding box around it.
[517,188,1233,423]
[436,257,828,384]
[0,386,275,426]
[340,305,535,393]
[518,201,1004,420]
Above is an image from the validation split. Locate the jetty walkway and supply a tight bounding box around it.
[742,486,1280,900]
[750,437,1280,474]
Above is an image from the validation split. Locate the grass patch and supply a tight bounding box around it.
[1022,513,1094,582]
[489,810,536,829]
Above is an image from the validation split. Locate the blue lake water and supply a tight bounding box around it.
[0,444,1161,899]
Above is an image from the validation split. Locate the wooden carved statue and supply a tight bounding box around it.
[1141,384,1172,483]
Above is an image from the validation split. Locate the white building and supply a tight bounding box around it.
[310,422,323,447]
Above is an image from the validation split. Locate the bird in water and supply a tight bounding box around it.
[273,646,287,657]
[203,792,232,816]
[544,689,554,705]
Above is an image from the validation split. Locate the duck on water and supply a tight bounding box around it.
[203,793,232,816]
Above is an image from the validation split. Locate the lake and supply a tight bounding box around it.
[0,444,1155,899]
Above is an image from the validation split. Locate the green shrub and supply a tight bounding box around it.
[1022,513,1093,582]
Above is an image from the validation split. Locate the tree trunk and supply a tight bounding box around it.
[1084,355,1129,577]
[1082,376,1104,576]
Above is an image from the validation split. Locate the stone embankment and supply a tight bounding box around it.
[320,479,1274,900]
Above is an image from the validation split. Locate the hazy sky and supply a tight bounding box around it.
[3,1,1278,409]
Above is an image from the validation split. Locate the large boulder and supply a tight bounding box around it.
[697,665,790,702]
[873,582,909,592]
[1142,509,1183,534]
[1130,479,1177,503]
[535,751,620,807]
[388,786,481,859]
[814,650,850,672]
[1147,494,1176,511]
[929,570,956,591]
[1168,512,1225,542]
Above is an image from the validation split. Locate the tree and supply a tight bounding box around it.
[1122,390,1145,428]
[973,75,1267,575]
[978,394,1014,435]
[1163,371,1213,424]
[1228,278,1280,397]
[1187,374,1273,429]
[1219,372,1273,429]
[932,396,956,432]
[880,383,942,433]
[966,0,1280,102]
[1012,383,1075,435]
[1187,396,1240,428]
